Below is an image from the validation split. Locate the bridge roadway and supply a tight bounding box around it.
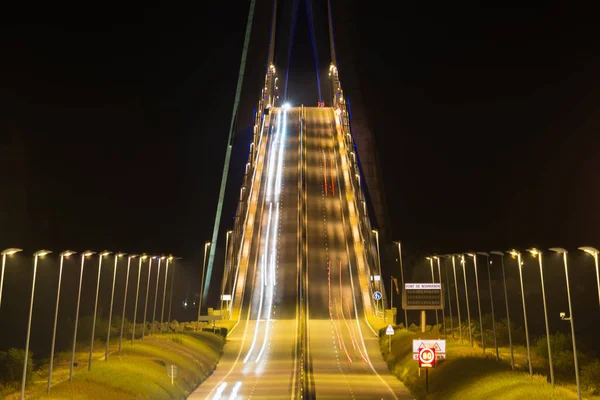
[189,107,410,399]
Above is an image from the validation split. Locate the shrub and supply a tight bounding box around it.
[581,359,600,394]
[0,348,33,386]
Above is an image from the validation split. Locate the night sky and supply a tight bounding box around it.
[1,2,599,355]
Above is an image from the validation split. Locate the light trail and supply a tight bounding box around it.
[213,382,227,399]
[227,382,242,399]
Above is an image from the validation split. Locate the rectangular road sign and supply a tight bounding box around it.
[402,282,444,310]
[412,339,446,361]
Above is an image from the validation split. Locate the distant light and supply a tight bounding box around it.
[283,103,291,110]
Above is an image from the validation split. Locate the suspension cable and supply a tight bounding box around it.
[305,0,322,103]
[326,0,337,66]
[284,0,300,101]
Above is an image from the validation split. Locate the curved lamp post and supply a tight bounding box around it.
[161,255,173,334]
[167,256,182,323]
[434,256,446,337]
[526,248,554,387]
[467,253,484,353]
[21,250,51,400]
[106,252,126,361]
[426,256,439,328]
[460,254,473,347]
[393,241,408,329]
[142,256,157,339]
[70,250,95,382]
[450,255,462,343]
[0,248,22,310]
[491,251,514,369]
[132,254,148,344]
[509,249,532,375]
[89,250,111,371]
[48,250,76,393]
[579,247,599,312]
[119,254,137,353]
[152,256,165,335]
[478,251,498,361]
[197,242,211,331]
[550,248,580,399]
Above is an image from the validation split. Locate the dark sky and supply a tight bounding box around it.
[1,2,599,310]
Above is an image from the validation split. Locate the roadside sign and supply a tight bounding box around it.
[220,294,232,301]
[402,283,444,310]
[373,291,382,300]
[197,315,223,321]
[385,324,394,335]
[412,339,446,360]
[419,347,436,368]
[167,364,177,385]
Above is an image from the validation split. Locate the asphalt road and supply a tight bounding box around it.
[189,107,410,399]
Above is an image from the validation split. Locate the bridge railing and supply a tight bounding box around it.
[222,64,279,318]
[329,63,387,320]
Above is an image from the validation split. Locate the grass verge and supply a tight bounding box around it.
[2,331,224,399]
[380,326,600,399]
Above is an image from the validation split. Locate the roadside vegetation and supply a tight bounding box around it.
[0,318,230,399]
[379,318,600,399]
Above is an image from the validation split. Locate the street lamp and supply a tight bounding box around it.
[441,256,454,339]
[434,256,446,337]
[509,249,532,375]
[48,250,76,393]
[460,254,473,347]
[578,246,599,312]
[106,252,126,361]
[479,252,498,361]
[220,231,233,316]
[119,254,138,353]
[70,250,95,382]
[197,242,211,331]
[132,254,148,344]
[550,248,581,400]
[426,257,439,328]
[89,250,111,371]
[152,256,165,335]
[451,255,463,343]
[161,255,173,334]
[393,241,408,329]
[20,250,51,399]
[142,256,157,340]
[467,253,484,353]
[491,251,514,369]
[167,257,182,323]
[1,248,22,310]
[527,248,554,387]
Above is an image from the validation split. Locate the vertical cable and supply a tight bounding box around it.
[284,0,300,101]
[326,0,337,66]
[305,0,322,103]
[204,0,257,304]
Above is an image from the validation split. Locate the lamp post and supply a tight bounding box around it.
[106,252,126,361]
[119,254,137,353]
[440,256,454,339]
[132,255,148,344]
[509,250,532,375]
[20,250,51,400]
[89,250,111,371]
[479,252,498,361]
[426,257,439,328]
[161,256,173,334]
[393,241,408,329]
[70,250,95,382]
[48,250,76,393]
[142,256,156,340]
[527,248,554,387]
[197,242,211,331]
[167,257,182,323]
[550,248,581,399]
[152,256,165,335]
[579,247,600,312]
[451,255,463,343]
[220,231,232,316]
[491,251,514,369]
[460,254,473,347]
[434,256,447,337]
[467,253,484,353]
[0,248,22,310]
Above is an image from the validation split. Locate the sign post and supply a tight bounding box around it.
[402,283,444,333]
[385,324,394,352]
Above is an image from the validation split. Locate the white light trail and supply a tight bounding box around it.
[227,381,242,399]
[213,382,227,399]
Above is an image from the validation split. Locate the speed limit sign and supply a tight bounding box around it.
[418,347,436,368]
